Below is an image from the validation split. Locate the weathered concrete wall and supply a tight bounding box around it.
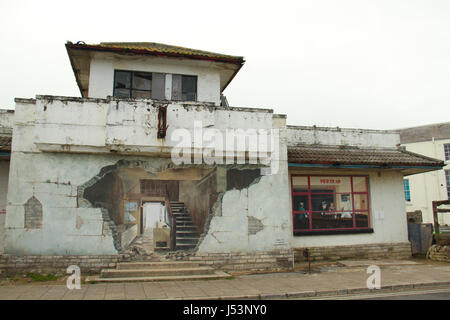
[88,53,222,105]
[287,125,400,148]
[289,168,409,248]
[0,110,14,130]
[7,97,279,256]
[29,96,274,160]
[196,117,290,254]
[0,160,9,253]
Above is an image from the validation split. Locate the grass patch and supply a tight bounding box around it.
[26,273,61,282]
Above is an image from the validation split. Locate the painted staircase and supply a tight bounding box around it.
[170,201,200,251]
[86,261,231,283]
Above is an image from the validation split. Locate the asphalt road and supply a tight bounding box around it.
[306,288,450,300]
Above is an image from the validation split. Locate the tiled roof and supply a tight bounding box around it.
[288,145,444,167]
[0,136,11,151]
[66,41,244,64]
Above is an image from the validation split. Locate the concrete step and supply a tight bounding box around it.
[116,261,200,270]
[86,271,232,283]
[101,267,215,278]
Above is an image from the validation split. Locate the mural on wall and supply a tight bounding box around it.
[125,201,138,222]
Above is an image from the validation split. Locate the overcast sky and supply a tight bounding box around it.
[1,0,449,130]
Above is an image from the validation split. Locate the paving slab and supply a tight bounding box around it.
[0,260,449,300]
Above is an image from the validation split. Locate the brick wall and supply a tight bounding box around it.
[293,242,412,262]
[0,254,133,276]
[189,250,294,272]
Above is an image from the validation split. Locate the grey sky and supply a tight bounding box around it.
[1,0,449,130]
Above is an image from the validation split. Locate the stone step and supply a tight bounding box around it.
[176,237,200,244]
[176,231,199,236]
[116,261,201,270]
[86,271,232,283]
[101,267,215,278]
[176,226,197,232]
[175,243,197,249]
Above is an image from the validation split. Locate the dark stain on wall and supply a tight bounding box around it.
[226,168,261,191]
[24,196,43,229]
[83,171,123,225]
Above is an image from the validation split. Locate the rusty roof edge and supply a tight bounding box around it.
[66,42,245,65]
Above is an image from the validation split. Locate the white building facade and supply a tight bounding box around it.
[0,42,444,273]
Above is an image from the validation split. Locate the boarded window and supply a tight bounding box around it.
[24,196,43,229]
[151,73,166,100]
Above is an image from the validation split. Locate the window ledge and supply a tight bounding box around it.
[294,228,374,236]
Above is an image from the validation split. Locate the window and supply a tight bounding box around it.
[172,74,197,101]
[446,170,450,200]
[403,179,411,202]
[291,175,372,235]
[444,144,450,161]
[114,70,152,99]
[113,70,198,102]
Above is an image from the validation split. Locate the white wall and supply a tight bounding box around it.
[403,139,450,225]
[88,53,222,105]
[289,169,409,248]
[7,98,279,255]
[287,126,400,148]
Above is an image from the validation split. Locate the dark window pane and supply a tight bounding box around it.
[355,212,369,228]
[114,88,131,98]
[132,72,152,90]
[311,193,335,212]
[132,90,152,99]
[114,71,131,89]
[293,195,309,212]
[172,74,182,101]
[182,75,197,101]
[182,92,197,101]
[293,213,310,230]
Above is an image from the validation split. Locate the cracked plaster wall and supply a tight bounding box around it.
[197,162,291,253]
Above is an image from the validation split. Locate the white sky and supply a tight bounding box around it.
[1,0,449,129]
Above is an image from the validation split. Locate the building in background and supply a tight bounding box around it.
[399,122,450,225]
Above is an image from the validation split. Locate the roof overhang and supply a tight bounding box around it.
[288,145,445,176]
[65,42,245,98]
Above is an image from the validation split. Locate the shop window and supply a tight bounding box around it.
[291,175,372,235]
[403,179,411,202]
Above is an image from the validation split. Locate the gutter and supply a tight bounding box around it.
[288,163,443,170]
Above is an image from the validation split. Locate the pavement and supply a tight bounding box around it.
[0,259,449,300]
